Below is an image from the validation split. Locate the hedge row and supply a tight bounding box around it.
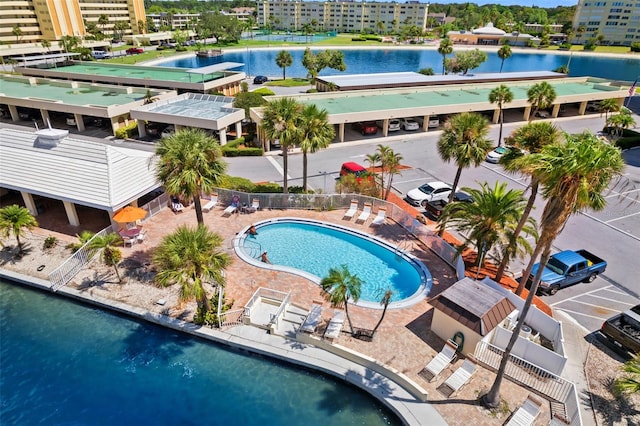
[221,136,263,157]
[115,122,139,139]
[219,176,308,193]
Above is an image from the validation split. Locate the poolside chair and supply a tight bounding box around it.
[343,200,359,220]
[506,394,543,426]
[170,196,185,213]
[300,303,323,334]
[439,357,477,397]
[123,236,136,248]
[370,207,387,227]
[420,339,458,382]
[202,194,218,213]
[356,202,372,223]
[136,229,147,244]
[324,310,345,341]
[247,198,260,213]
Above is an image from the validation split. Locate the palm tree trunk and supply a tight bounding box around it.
[500,59,505,73]
[282,68,286,80]
[384,175,394,200]
[283,148,289,193]
[193,195,204,225]
[15,234,22,253]
[448,166,463,203]
[344,302,355,335]
[302,151,308,191]
[498,107,504,147]
[371,304,388,336]
[113,264,122,282]
[496,179,539,283]
[483,238,552,408]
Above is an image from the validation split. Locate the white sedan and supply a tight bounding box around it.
[404,181,454,207]
[400,118,420,131]
[485,146,510,163]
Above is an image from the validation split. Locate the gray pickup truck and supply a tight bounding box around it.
[600,305,640,355]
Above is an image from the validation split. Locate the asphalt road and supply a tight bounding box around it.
[226,113,640,333]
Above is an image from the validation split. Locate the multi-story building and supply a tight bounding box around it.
[0,0,145,46]
[147,13,200,31]
[572,0,640,46]
[257,1,429,33]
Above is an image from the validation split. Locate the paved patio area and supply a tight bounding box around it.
[109,202,550,425]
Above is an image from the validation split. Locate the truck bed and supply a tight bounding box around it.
[601,305,640,354]
[576,249,605,268]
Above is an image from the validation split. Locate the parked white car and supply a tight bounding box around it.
[485,146,510,163]
[377,119,401,132]
[400,118,420,131]
[405,181,454,207]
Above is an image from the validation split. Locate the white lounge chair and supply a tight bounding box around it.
[222,203,238,217]
[249,198,260,212]
[300,303,323,333]
[421,339,458,382]
[356,202,372,223]
[440,357,477,397]
[324,310,345,341]
[171,202,185,213]
[343,200,359,220]
[370,207,387,226]
[506,395,543,426]
[202,194,218,213]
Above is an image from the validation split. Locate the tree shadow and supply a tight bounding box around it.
[581,387,640,425]
[77,270,117,289]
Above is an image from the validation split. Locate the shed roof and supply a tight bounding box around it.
[0,128,159,212]
[431,277,515,336]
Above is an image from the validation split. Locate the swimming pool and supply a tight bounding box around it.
[234,218,431,308]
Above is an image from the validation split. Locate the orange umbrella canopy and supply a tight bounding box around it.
[112,206,147,223]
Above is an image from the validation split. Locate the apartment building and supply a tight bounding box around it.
[147,13,200,30]
[572,0,640,45]
[257,1,429,33]
[0,0,145,46]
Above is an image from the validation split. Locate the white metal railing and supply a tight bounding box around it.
[48,225,113,291]
[243,287,290,318]
[139,192,169,219]
[267,292,291,330]
[217,308,245,329]
[474,340,574,404]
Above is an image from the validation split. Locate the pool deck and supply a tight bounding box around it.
[1,204,558,425]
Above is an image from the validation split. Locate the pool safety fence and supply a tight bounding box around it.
[213,188,464,277]
[140,192,169,219]
[48,225,113,291]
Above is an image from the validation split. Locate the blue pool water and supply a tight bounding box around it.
[159,48,640,82]
[242,220,428,303]
[0,280,400,425]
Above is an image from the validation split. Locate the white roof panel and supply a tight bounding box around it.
[187,62,245,74]
[0,128,160,211]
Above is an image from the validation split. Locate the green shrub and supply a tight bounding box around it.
[631,42,640,52]
[115,122,138,139]
[43,236,58,250]
[253,183,283,193]
[222,147,263,157]
[352,37,366,42]
[220,176,256,192]
[363,35,382,42]
[306,88,318,93]
[194,292,235,327]
[253,87,275,96]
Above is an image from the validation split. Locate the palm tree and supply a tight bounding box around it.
[496,122,561,283]
[527,82,557,122]
[41,39,51,52]
[320,265,362,336]
[437,37,453,75]
[615,355,640,395]
[87,232,123,282]
[143,89,158,105]
[261,97,301,193]
[98,14,109,36]
[365,151,383,194]
[483,132,625,409]
[497,43,512,73]
[0,205,38,253]
[153,225,231,313]
[298,104,335,192]
[12,25,23,44]
[275,50,293,80]
[155,128,227,225]
[437,182,536,267]
[489,85,514,147]
[437,112,492,204]
[371,289,394,337]
[607,108,636,136]
[599,98,621,122]
[378,145,403,200]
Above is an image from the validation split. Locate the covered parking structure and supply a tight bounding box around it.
[16,61,247,96]
[251,76,632,147]
[0,127,161,229]
[0,74,175,135]
[129,93,246,145]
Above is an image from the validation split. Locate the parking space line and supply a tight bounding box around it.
[549,285,615,306]
[601,287,632,295]
[605,210,640,223]
[556,299,624,312]
[554,307,611,320]
[586,293,638,305]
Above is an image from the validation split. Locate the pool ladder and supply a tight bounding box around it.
[394,240,411,258]
[242,239,262,259]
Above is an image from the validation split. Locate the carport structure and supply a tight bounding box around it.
[251,76,632,146]
[0,74,175,135]
[0,127,160,228]
[130,93,245,145]
[16,61,246,96]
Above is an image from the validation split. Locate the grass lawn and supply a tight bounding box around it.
[267,78,312,87]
